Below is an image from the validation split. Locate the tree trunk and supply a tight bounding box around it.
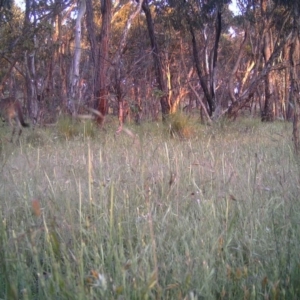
[261,0,275,122]
[209,10,221,112]
[283,44,291,120]
[188,22,213,116]
[86,0,98,104]
[290,3,300,153]
[227,29,290,119]
[68,0,86,114]
[95,0,112,125]
[229,28,248,103]
[142,0,170,121]
[24,0,38,123]
[111,0,143,128]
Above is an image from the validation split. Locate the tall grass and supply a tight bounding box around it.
[0,118,299,299]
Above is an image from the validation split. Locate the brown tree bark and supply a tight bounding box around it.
[86,0,98,102]
[283,45,292,120]
[24,0,38,123]
[95,0,112,125]
[69,0,86,114]
[189,24,213,115]
[142,0,170,121]
[209,10,222,112]
[261,0,275,122]
[187,10,222,117]
[111,0,143,128]
[290,3,300,154]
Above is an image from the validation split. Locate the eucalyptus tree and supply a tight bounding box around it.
[48,0,77,116]
[167,0,232,117]
[68,0,86,114]
[0,0,77,122]
[23,0,41,121]
[109,0,143,127]
[274,0,300,152]
[95,0,112,124]
[21,0,77,122]
[260,0,275,121]
[142,0,171,120]
[0,3,24,95]
[226,0,294,120]
[85,0,113,124]
[289,1,300,153]
[86,0,171,124]
[290,34,300,154]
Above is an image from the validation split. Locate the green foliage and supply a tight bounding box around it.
[168,111,196,139]
[0,120,300,299]
[152,87,165,98]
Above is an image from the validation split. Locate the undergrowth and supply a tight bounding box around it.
[0,118,299,299]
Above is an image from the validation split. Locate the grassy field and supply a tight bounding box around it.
[0,117,300,299]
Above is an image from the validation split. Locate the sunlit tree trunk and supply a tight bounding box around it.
[229,28,248,103]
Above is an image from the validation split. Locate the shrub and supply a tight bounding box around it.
[168,112,195,139]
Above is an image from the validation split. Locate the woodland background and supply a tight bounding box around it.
[0,0,300,143]
[1,1,300,298]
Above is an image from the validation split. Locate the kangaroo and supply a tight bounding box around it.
[0,97,29,142]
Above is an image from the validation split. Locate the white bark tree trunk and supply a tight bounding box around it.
[69,0,86,114]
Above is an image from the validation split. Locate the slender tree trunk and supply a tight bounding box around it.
[209,10,221,111]
[86,0,97,103]
[188,23,213,115]
[142,0,170,121]
[24,0,38,123]
[95,0,112,125]
[68,0,86,114]
[261,0,275,122]
[55,5,72,112]
[42,0,73,117]
[283,44,291,120]
[111,0,143,128]
[229,28,248,103]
